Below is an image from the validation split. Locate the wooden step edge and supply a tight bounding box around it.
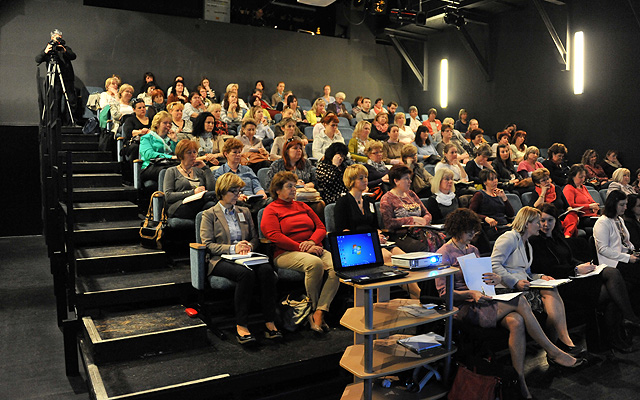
[78,282,179,295]
[75,251,164,261]
[82,316,206,345]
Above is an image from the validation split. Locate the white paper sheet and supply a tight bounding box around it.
[457,255,496,296]
[571,264,607,279]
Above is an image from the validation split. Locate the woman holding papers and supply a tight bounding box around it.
[436,209,584,400]
[261,171,339,334]
[531,203,640,352]
[163,140,217,219]
[491,207,587,359]
[200,172,281,345]
[562,164,600,238]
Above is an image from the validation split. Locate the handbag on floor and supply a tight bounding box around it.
[448,363,499,400]
[140,191,167,250]
[279,292,312,332]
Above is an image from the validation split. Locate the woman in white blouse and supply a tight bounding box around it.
[312,114,344,159]
[395,112,414,144]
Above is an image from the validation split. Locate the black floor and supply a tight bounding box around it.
[3,235,640,399]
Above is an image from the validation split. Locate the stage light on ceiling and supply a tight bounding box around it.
[573,31,584,95]
[440,58,448,108]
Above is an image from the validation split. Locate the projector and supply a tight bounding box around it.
[392,252,443,269]
[297,0,337,6]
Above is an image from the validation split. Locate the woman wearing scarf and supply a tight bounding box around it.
[369,112,390,141]
[363,141,390,194]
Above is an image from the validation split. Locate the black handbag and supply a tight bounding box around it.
[149,157,180,167]
[140,191,167,249]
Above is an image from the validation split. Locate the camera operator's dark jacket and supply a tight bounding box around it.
[35,44,76,82]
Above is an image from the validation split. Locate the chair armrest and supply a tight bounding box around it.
[260,238,272,244]
[189,243,207,290]
[152,192,165,222]
[133,159,142,189]
[116,137,125,162]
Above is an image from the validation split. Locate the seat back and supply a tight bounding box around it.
[158,168,167,192]
[521,191,534,207]
[298,98,312,110]
[599,188,609,203]
[324,203,336,233]
[340,127,354,142]
[425,164,436,176]
[257,167,271,191]
[374,202,385,229]
[273,113,282,124]
[337,117,350,127]
[257,208,266,239]
[506,193,522,214]
[195,211,204,243]
[304,125,315,139]
[342,101,352,113]
[587,186,604,207]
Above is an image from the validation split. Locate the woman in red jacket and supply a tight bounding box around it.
[562,164,600,237]
[261,171,339,333]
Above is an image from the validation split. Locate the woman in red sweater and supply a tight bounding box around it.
[562,164,600,237]
[261,171,339,333]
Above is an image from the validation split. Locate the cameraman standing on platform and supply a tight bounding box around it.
[36,29,77,126]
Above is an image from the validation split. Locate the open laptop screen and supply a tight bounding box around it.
[329,231,383,270]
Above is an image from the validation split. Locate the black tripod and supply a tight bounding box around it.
[41,56,75,126]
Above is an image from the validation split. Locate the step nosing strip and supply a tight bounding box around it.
[80,282,176,295]
[77,252,163,260]
[104,373,230,400]
[92,325,207,343]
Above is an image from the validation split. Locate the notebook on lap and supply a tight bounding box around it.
[328,230,408,284]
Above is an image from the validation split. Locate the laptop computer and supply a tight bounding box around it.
[328,230,408,284]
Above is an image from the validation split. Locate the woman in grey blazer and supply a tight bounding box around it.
[200,172,281,345]
[163,140,217,219]
[492,206,585,358]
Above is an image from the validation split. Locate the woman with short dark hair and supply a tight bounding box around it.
[542,143,570,186]
[469,168,515,240]
[316,142,349,204]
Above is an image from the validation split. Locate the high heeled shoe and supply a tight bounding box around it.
[555,340,586,357]
[546,355,587,369]
[308,314,324,333]
[320,321,330,333]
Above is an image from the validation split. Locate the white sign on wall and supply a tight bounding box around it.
[204,0,230,23]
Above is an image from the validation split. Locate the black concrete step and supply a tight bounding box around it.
[71,201,138,223]
[65,161,121,173]
[61,126,85,134]
[75,244,166,275]
[61,141,100,151]
[67,186,136,202]
[62,133,99,143]
[73,220,141,245]
[75,264,192,312]
[82,304,208,364]
[62,151,113,162]
[68,173,122,188]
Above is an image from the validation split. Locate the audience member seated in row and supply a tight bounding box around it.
[382,125,403,165]
[121,98,150,162]
[380,165,445,253]
[436,124,470,164]
[493,143,530,192]
[425,169,458,224]
[542,143,570,186]
[601,149,623,178]
[237,119,273,173]
[355,97,376,122]
[221,91,245,132]
[306,99,326,126]
[436,208,581,400]
[594,190,640,292]
[454,108,468,133]
[137,81,156,106]
[165,75,187,97]
[624,194,640,248]
[491,207,587,362]
[167,79,188,104]
[422,108,441,137]
[372,98,385,115]
[348,121,374,163]
[436,118,472,155]
[402,145,433,199]
[271,81,286,107]
[517,146,544,178]
[491,131,511,159]
[412,125,440,165]
[408,106,421,133]
[633,169,640,193]
[200,172,281,345]
[581,149,609,188]
[139,111,178,183]
[464,119,480,140]
[110,84,135,136]
[312,114,344,159]
[183,92,206,122]
[562,164,599,237]
[100,75,121,109]
[224,83,249,111]
[510,130,528,163]
[320,84,335,105]
[465,144,493,185]
[190,112,223,166]
[531,203,640,352]
[470,169,515,240]
[363,141,390,194]
[261,171,339,334]
[274,109,308,143]
[396,112,414,144]
[529,168,569,211]
[271,118,304,160]
[607,168,636,197]
[316,143,349,204]
[137,72,155,96]
[207,104,229,137]
[266,139,315,191]
[370,112,390,141]
[200,77,217,103]
[335,165,419,298]
[285,95,308,125]
[435,143,473,194]
[468,129,486,156]
[213,138,268,215]
[197,86,212,109]
[168,102,192,137]
[164,140,217,219]
[326,91,352,120]
[146,88,166,120]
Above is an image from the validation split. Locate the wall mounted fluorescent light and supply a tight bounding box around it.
[440,59,448,108]
[574,31,584,95]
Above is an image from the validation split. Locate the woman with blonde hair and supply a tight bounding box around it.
[167,101,192,137]
[139,111,178,183]
[348,120,374,163]
[99,74,121,108]
[607,168,636,197]
[492,206,586,359]
[395,112,414,144]
[305,98,326,126]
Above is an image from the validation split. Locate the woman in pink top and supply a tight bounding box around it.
[517,146,544,178]
[422,107,442,136]
[562,164,600,237]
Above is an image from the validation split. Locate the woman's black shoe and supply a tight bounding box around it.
[264,329,283,340]
[547,355,587,369]
[555,340,586,357]
[236,333,257,345]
